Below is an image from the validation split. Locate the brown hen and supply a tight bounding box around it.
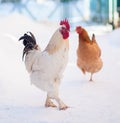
[76,26,103,81]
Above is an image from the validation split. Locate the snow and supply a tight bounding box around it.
[0,13,120,123]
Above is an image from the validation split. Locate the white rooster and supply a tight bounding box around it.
[19,19,70,110]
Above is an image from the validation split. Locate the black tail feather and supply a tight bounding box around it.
[19,32,36,46]
[27,31,36,43]
[19,32,37,61]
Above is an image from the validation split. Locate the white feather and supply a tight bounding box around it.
[25,29,69,98]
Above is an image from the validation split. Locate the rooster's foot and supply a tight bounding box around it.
[59,105,69,110]
[45,100,57,108]
[89,78,93,81]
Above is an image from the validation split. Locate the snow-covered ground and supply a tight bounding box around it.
[0,14,120,123]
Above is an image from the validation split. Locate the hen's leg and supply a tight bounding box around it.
[45,95,57,108]
[55,97,68,110]
[89,73,93,81]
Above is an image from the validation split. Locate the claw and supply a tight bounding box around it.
[59,105,69,110]
[45,98,57,108]
[45,103,57,108]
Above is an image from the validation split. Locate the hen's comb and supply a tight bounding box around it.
[60,19,70,31]
[76,26,83,34]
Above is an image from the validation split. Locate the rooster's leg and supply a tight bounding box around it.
[55,97,68,110]
[89,73,93,81]
[45,95,57,108]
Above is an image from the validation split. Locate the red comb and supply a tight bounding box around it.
[60,19,70,31]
